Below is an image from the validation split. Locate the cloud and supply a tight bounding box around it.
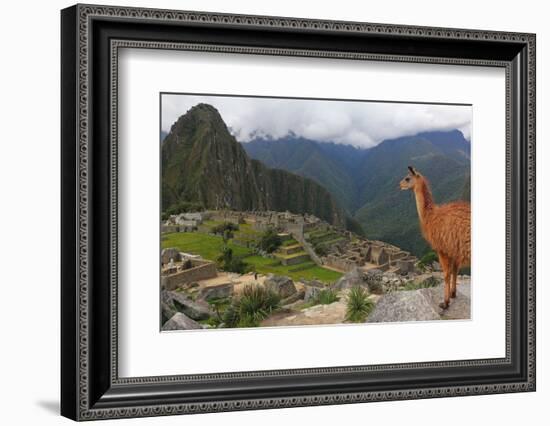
[161,94,471,148]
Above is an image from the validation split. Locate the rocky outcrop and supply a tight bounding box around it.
[169,291,213,320]
[281,289,305,306]
[333,267,365,290]
[367,282,471,323]
[264,275,297,298]
[303,281,324,302]
[197,283,233,301]
[162,312,202,330]
[261,299,347,327]
[367,290,440,322]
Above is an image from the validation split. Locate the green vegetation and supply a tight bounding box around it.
[211,221,239,236]
[162,232,252,260]
[345,286,374,323]
[281,238,298,247]
[258,228,282,253]
[217,246,249,274]
[417,250,438,270]
[243,255,341,283]
[400,276,440,291]
[162,232,342,283]
[316,288,340,305]
[222,284,281,328]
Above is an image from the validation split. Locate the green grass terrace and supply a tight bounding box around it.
[161,232,342,284]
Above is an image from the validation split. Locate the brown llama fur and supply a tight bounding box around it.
[400,166,471,309]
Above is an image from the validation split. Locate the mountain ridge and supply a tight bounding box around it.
[161,104,351,230]
[242,130,470,255]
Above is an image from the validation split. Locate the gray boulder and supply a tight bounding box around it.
[198,283,233,301]
[162,312,202,331]
[281,289,305,306]
[264,275,297,298]
[367,289,441,323]
[169,291,213,320]
[334,267,365,290]
[364,269,384,294]
[161,290,177,323]
[161,301,177,324]
[303,281,324,302]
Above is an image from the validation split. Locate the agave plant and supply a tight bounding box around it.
[345,286,374,323]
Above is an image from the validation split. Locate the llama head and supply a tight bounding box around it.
[400,166,422,190]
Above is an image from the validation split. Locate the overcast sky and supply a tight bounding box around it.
[161,94,471,148]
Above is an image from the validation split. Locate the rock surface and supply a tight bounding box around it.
[197,283,233,301]
[264,275,297,298]
[367,282,471,323]
[367,290,440,322]
[169,291,213,320]
[162,312,202,330]
[333,267,365,290]
[261,300,347,327]
[303,280,324,302]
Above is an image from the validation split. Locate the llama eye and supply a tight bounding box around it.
[405,177,410,182]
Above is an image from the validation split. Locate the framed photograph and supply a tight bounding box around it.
[61,4,536,421]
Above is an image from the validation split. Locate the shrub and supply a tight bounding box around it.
[316,288,339,305]
[314,245,328,256]
[345,286,374,323]
[418,250,438,270]
[258,228,282,253]
[211,222,239,236]
[223,284,281,328]
[217,247,249,274]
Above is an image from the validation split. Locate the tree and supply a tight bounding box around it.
[259,228,282,253]
[217,246,248,274]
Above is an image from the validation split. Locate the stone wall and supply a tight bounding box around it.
[323,255,358,272]
[281,253,311,266]
[161,259,217,291]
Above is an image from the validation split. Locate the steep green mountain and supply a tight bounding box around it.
[243,130,470,256]
[162,104,348,228]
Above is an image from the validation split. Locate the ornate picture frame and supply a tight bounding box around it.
[61,4,535,421]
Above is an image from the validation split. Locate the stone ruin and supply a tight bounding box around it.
[161,211,210,233]
[160,248,217,291]
[323,239,418,275]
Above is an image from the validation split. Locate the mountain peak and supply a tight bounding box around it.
[169,103,225,134]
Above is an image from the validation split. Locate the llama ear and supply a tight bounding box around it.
[408,166,418,176]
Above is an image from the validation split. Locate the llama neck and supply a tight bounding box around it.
[413,178,434,226]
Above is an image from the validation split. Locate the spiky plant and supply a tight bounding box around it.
[345,286,374,323]
[317,288,339,305]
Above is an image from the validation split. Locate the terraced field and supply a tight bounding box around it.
[162,231,342,283]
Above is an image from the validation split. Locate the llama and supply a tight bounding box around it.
[400,166,470,309]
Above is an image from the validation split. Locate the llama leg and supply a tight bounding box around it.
[451,262,458,298]
[438,253,450,309]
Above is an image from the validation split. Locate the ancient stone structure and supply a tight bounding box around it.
[161,253,217,291]
[163,209,418,277]
[322,238,417,275]
[161,211,210,233]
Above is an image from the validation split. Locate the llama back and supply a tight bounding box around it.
[422,201,471,267]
